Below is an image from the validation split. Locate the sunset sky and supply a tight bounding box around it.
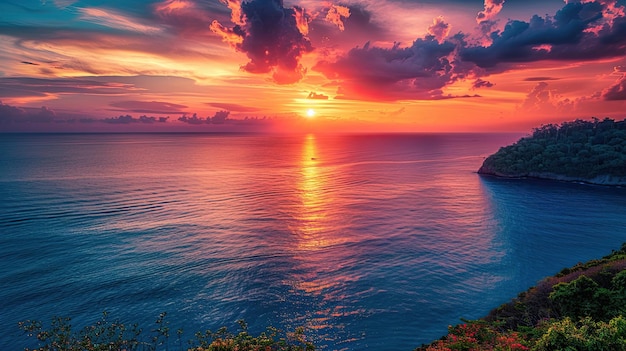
[1,0,626,132]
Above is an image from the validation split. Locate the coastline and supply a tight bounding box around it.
[477,165,626,186]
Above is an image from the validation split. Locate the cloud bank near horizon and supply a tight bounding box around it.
[1,0,626,131]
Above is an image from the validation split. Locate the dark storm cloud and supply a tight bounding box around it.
[306,3,388,52]
[211,0,313,84]
[314,37,460,100]
[0,101,55,124]
[460,1,626,69]
[0,101,27,123]
[314,0,626,101]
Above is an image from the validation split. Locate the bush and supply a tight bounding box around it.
[19,313,315,351]
[534,316,626,351]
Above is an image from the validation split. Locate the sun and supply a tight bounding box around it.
[306,109,316,118]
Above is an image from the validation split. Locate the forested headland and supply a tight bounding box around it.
[478,118,626,185]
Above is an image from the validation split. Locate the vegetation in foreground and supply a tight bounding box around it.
[478,117,626,182]
[416,243,626,351]
[19,314,314,351]
[19,244,626,351]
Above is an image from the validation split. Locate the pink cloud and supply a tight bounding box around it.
[428,16,451,43]
[477,0,505,23]
[603,75,626,100]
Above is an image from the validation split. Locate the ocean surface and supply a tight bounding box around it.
[2,133,626,350]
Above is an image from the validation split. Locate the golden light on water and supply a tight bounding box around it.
[296,134,327,250]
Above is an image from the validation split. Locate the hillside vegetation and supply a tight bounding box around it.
[416,244,626,351]
[478,118,626,185]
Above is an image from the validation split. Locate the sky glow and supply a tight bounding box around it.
[1,0,626,132]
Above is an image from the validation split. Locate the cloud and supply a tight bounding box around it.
[307,92,329,100]
[153,0,217,36]
[477,0,505,23]
[325,4,351,31]
[30,106,56,122]
[76,7,162,34]
[461,1,626,69]
[178,110,231,124]
[519,81,574,114]
[428,16,451,43]
[207,102,260,112]
[305,3,387,51]
[314,0,626,101]
[210,0,314,84]
[314,37,460,100]
[602,75,626,100]
[211,110,230,124]
[0,101,55,123]
[476,0,505,40]
[178,113,207,124]
[614,65,626,73]
[0,101,27,123]
[0,77,135,98]
[379,107,406,118]
[524,77,561,81]
[472,78,494,89]
[103,114,169,124]
[109,100,188,114]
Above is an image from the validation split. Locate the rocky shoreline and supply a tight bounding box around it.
[477,164,626,186]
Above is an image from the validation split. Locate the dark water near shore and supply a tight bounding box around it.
[1,133,626,350]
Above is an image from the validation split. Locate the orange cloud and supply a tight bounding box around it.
[219,0,244,25]
[294,7,310,35]
[325,4,351,31]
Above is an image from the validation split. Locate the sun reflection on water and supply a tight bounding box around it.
[295,134,329,250]
[289,134,364,335]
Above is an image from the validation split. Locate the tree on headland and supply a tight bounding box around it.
[478,118,626,184]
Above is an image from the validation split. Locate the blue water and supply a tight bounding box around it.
[1,133,625,350]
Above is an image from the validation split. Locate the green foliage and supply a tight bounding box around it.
[479,118,626,181]
[19,313,314,351]
[19,312,144,351]
[419,244,626,351]
[533,316,626,351]
[191,320,314,351]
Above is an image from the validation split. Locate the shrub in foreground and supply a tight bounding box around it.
[19,312,314,351]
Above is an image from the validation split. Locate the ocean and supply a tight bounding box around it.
[1,133,626,350]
